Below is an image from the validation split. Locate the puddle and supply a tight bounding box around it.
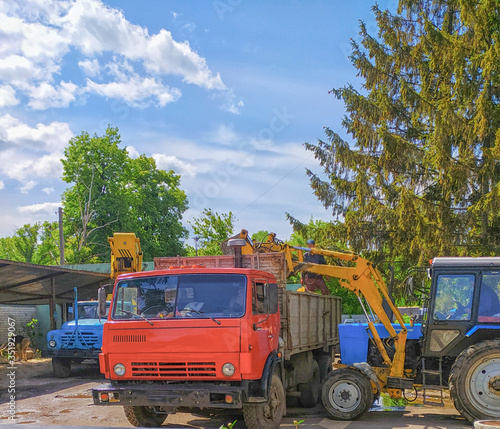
[55,393,92,399]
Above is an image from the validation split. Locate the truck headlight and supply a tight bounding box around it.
[222,363,235,377]
[113,363,126,376]
[49,340,56,348]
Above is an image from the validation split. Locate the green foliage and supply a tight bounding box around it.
[251,230,270,243]
[26,318,43,349]
[293,420,305,428]
[302,0,500,290]
[186,209,235,256]
[0,222,63,265]
[62,126,188,262]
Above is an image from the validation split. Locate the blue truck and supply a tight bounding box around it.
[45,296,110,378]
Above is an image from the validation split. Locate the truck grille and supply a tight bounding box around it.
[60,331,99,348]
[131,362,217,378]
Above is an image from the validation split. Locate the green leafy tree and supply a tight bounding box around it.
[62,126,188,262]
[251,230,271,243]
[124,155,188,260]
[187,209,235,256]
[304,0,500,272]
[62,127,128,261]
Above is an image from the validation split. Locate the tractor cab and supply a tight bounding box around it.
[421,257,500,358]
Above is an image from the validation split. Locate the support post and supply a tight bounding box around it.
[49,276,56,330]
[58,207,64,265]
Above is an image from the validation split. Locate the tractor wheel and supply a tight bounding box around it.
[449,339,500,422]
[298,360,320,408]
[52,357,71,378]
[321,368,374,420]
[243,374,285,429]
[124,406,167,427]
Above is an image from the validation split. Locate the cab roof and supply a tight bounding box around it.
[115,267,276,282]
[432,257,500,267]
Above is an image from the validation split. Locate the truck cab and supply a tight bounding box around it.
[45,301,110,377]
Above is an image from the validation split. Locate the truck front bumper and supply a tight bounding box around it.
[93,382,245,410]
[42,349,101,359]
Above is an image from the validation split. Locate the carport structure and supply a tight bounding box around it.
[0,259,110,329]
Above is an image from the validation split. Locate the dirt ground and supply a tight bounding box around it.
[0,359,470,428]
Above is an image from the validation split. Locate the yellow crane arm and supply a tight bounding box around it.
[282,244,407,379]
[108,233,143,279]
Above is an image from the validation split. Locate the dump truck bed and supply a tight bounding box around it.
[154,253,341,360]
[280,290,341,359]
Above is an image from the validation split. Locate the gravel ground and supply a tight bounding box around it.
[0,359,470,428]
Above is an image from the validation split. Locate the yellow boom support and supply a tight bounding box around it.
[108,233,143,279]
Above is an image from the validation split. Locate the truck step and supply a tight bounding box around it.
[422,370,441,376]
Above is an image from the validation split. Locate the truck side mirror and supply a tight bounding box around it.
[98,286,107,318]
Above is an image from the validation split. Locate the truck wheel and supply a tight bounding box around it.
[299,360,320,408]
[449,339,500,422]
[317,354,333,381]
[123,406,167,427]
[243,374,285,429]
[52,357,71,378]
[321,368,374,420]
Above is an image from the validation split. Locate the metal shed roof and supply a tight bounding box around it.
[0,259,110,305]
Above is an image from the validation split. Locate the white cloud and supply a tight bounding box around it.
[0,115,69,181]
[42,186,54,194]
[0,85,19,107]
[0,114,73,152]
[78,58,100,77]
[26,81,78,109]
[126,145,140,159]
[85,75,181,107]
[18,201,60,214]
[152,153,197,177]
[0,0,229,109]
[0,180,4,190]
[209,124,239,146]
[20,179,36,194]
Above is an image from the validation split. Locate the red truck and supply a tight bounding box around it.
[92,253,341,429]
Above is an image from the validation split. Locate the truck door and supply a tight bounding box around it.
[251,280,280,358]
[423,270,478,357]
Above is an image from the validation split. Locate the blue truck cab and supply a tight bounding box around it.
[45,301,110,377]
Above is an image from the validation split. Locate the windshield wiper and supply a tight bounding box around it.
[183,308,221,325]
[116,309,154,326]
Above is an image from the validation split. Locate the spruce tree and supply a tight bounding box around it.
[305,0,500,265]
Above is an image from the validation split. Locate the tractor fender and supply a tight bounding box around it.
[353,362,381,392]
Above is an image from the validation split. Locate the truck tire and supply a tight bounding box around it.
[321,368,374,420]
[123,406,167,427]
[449,339,500,422]
[243,374,285,429]
[52,357,71,378]
[317,354,333,381]
[298,360,320,408]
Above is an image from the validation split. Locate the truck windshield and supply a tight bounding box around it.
[112,274,247,320]
[76,303,109,319]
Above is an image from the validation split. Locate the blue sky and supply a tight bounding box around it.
[0,0,395,243]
